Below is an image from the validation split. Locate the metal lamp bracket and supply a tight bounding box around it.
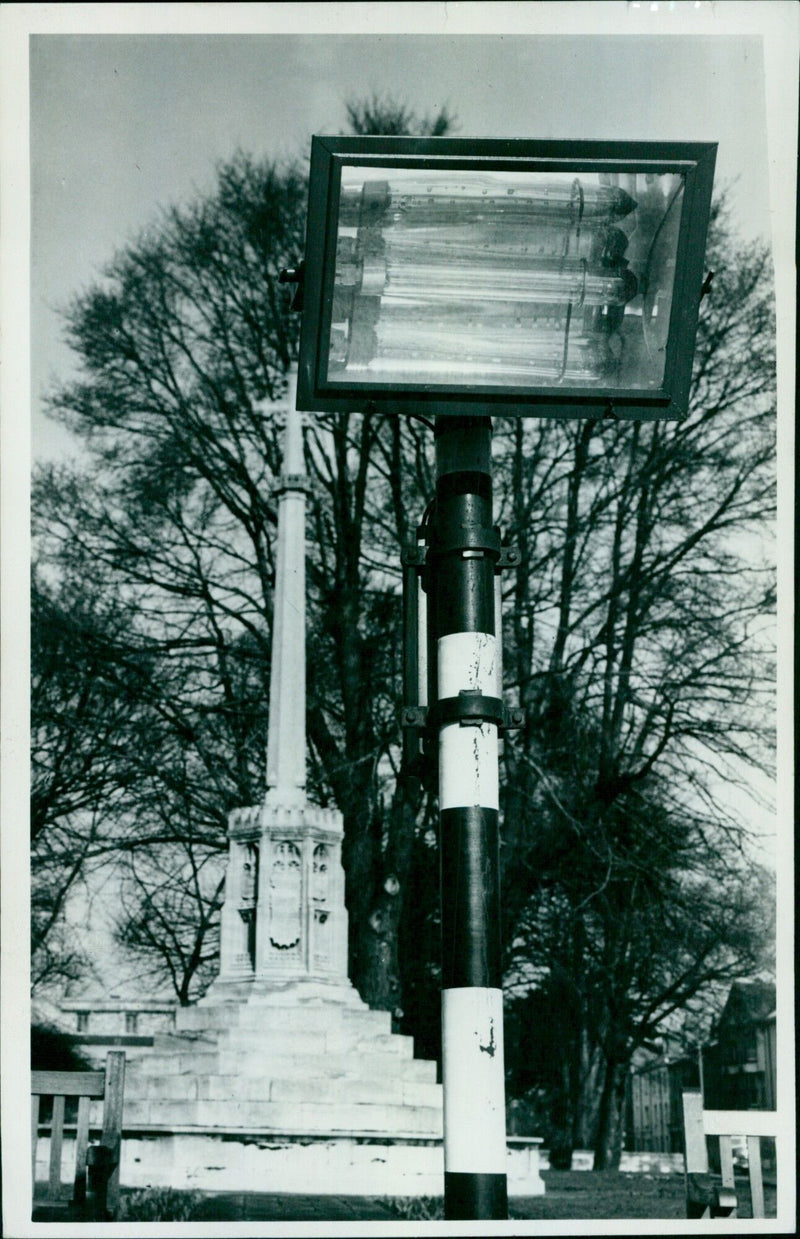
[497,546,521,570]
[402,691,524,733]
[428,520,502,561]
[402,539,521,577]
[279,262,305,312]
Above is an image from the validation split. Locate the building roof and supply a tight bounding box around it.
[717,979,776,1031]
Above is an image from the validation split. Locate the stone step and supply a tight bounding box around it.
[175,1003,392,1036]
[133,1052,220,1076]
[127,1071,441,1109]
[232,982,366,1009]
[216,1028,415,1057]
[268,1076,442,1109]
[215,1050,437,1083]
[152,1031,215,1052]
[198,981,367,1011]
[131,1047,437,1083]
[174,1007,236,1032]
[122,1097,443,1136]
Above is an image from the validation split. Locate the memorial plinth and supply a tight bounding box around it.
[111,373,461,1195]
[213,798,350,996]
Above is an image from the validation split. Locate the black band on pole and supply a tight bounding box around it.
[435,470,491,502]
[434,553,496,636]
[431,419,495,638]
[440,807,502,990]
[434,415,508,1222]
[434,417,492,479]
[401,554,422,773]
[444,1172,509,1220]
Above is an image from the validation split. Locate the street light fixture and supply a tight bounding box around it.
[287,135,716,1222]
[296,137,716,420]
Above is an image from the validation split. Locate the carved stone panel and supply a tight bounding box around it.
[311,842,333,969]
[241,843,259,907]
[268,840,302,956]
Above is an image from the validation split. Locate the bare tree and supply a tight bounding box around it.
[114,841,224,1005]
[34,111,450,1011]
[497,199,776,1166]
[33,108,775,1178]
[30,563,149,987]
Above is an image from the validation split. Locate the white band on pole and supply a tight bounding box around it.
[439,723,499,811]
[442,987,507,1174]
[438,631,500,698]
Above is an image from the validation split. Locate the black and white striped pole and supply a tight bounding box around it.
[429,415,508,1221]
[294,132,717,1224]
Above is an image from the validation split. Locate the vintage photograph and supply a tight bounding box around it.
[2,3,796,1234]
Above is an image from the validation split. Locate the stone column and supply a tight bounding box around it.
[213,367,352,1001]
[264,368,307,806]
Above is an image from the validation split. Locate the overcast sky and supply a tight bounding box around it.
[28,21,780,456]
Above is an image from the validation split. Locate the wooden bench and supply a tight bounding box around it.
[32,1050,125,1221]
[681,1088,777,1219]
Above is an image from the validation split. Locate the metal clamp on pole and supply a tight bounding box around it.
[402,694,525,734]
[433,690,504,728]
[426,517,503,562]
[497,547,521,570]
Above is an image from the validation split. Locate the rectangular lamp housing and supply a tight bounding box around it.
[297,137,716,419]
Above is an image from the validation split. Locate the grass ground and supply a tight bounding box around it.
[114,1170,777,1222]
[515,1170,687,1220]
[390,1172,776,1222]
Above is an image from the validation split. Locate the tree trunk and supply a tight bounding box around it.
[593,1058,629,1170]
[344,764,422,1011]
[340,781,380,996]
[575,1030,604,1150]
[357,893,404,1013]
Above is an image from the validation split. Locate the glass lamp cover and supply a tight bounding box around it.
[325,165,685,392]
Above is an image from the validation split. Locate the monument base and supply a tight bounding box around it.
[120,981,444,1144]
[201,976,363,1008]
[35,1130,544,1198]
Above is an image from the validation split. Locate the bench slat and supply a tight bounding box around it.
[682,1089,708,1173]
[73,1095,91,1206]
[100,1051,126,1214]
[719,1135,735,1190]
[31,1095,39,1189]
[747,1135,765,1218]
[701,1109,777,1138]
[48,1095,65,1198]
[32,1070,105,1098]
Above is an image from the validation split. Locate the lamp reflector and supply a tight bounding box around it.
[326,166,685,392]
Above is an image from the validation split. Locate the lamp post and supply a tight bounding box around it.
[429,414,508,1216]
[288,135,715,1220]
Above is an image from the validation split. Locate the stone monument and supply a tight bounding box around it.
[106,373,451,1195]
[210,370,351,1000]
[50,371,543,1197]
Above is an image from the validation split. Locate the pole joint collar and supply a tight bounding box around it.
[406,537,520,570]
[428,520,502,561]
[401,692,525,733]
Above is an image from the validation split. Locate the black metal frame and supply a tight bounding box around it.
[296,136,716,420]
